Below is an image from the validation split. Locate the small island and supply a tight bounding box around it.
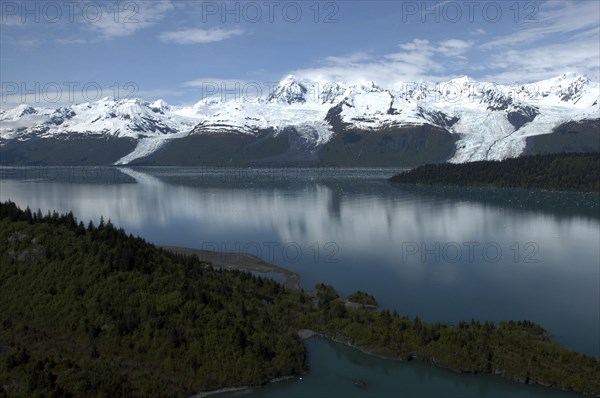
[346,290,378,308]
[389,153,600,192]
[0,201,599,397]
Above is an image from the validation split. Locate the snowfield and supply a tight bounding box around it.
[1,73,598,164]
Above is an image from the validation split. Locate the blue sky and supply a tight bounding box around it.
[1,0,599,106]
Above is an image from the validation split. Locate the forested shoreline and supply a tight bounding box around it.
[389,153,600,192]
[0,201,599,397]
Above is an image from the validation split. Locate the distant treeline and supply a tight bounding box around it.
[389,153,600,192]
[0,201,599,397]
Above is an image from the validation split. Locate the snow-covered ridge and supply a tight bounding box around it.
[0,97,201,141]
[1,73,598,164]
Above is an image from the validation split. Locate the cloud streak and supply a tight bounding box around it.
[482,37,600,83]
[158,28,244,44]
[291,38,472,86]
[290,1,599,85]
[481,0,599,48]
[477,1,600,82]
[86,0,174,40]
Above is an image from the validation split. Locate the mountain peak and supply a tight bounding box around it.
[2,73,598,165]
[150,99,171,113]
[1,104,37,120]
[152,99,169,107]
[349,80,382,93]
[268,75,310,104]
[536,72,589,87]
[15,103,35,112]
[97,96,116,104]
[280,74,301,84]
[447,75,472,86]
[192,96,223,109]
[560,71,584,80]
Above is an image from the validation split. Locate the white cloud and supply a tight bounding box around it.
[289,1,599,86]
[482,0,599,48]
[436,39,473,58]
[322,52,372,66]
[482,37,600,83]
[158,28,244,44]
[470,29,486,36]
[475,1,600,83]
[291,38,470,86]
[86,0,174,40]
[397,38,431,52]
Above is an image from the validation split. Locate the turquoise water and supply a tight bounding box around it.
[219,337,580,398]
[1,166,598,397]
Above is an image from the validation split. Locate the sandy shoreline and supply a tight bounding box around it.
[191,375,299,398]
[191,386,248,398]
[161,246,301,290]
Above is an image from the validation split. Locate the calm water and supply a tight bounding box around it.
[219,337,581,398]
[1,166,598,397]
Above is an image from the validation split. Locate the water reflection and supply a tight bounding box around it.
[0,167,598,357]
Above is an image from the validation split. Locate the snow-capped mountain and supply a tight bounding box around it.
[0,97,198,140]
[1,73,598,166]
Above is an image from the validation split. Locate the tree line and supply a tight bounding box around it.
[389,153,600,192]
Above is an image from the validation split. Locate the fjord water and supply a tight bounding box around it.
[220,337,581,398]
[1,167,598,397]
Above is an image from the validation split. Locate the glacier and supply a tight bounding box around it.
[1,73,598,165]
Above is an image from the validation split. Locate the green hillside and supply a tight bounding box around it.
[389,153,600,192]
